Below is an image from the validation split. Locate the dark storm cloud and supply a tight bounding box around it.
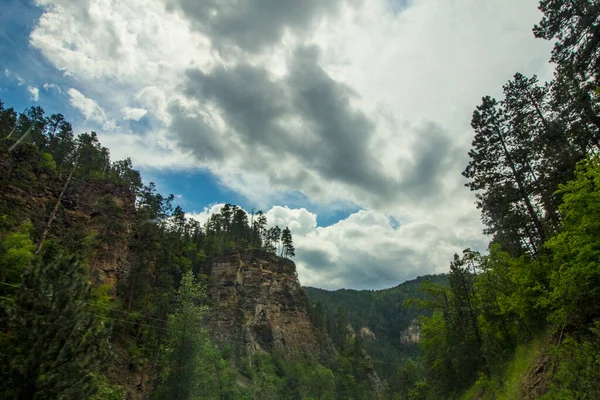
[184,65,295,151]
[301,248,335,270]
[166,0,356,53]
[399,123,458,201]
[171,45,396,200]
[300,246,424,290]
[286,47,392,194]
[167,101,230,162]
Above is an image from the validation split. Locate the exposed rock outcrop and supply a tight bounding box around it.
[207,250,337,364]
[400,319,421,345]
[0,144,134,288]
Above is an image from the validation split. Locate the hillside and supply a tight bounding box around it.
[304,274,447,387]
[0,102,385,399]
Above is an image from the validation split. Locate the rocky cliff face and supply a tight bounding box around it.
[400,319,421,345]
[208,250,337,363]
[0,143,134,288]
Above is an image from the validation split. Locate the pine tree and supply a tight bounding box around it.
[253,211,267,248]
[464,96,546,255]
[534,0,600,85]
[154,271,237,400]
[281,227,295,258]
[0,254,109,399]
[265,226,281,254]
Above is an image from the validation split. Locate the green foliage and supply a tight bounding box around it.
[40,152,56,172]
[0,254,109,399]
[460,336,545,400]
[236,352,338,400]
[418,157,600,398]
[546,157,600,328]
[0,219,35,291]
[543,321,600,399]
[154,271,238,400]
[394,358,425,400]
[305,274,445,385]
[90,374,125,400]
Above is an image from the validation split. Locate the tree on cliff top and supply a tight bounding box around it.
[281,227,295,258]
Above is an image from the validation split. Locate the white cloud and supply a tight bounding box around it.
[67,88,116,130]
[265,206,317,235]
[293,208,486,289]
[43,82,62,93]
[122,106,148,121]
[27,86,40,101]
[186,204,485,289]
[187,204,226,226]
[98,130,195,169]
[26,0,554,288]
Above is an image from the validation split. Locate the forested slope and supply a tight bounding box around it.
[304,274,446,387]
[0,0,599,399]
[407,1,600,399]
[0,101,388,399]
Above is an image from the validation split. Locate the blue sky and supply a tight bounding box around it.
[1,0,554,289]
[0,0,358,228]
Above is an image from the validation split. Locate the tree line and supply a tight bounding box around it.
[0,102,306,399]
[402,1,600,399]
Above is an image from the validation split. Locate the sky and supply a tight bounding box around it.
[0,0,555,290]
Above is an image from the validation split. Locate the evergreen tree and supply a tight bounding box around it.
[253,211,267,247]
[0,101,18,139]
[464,96,546,255]
[534,0,600,85]
[281,227,295,258]
[154,271,237,400]
[0,254,109,399]
[265,225,281,254]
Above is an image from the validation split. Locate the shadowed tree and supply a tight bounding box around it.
[0,254,108,399]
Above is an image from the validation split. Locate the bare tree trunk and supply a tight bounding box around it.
[8,126,33,152]
[497,128,547,244]
[5,122,17,139]
[35,156,78,256]
[122,293,133,340]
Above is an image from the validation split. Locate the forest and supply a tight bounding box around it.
[393,1,600,398]
[0,98,391,398]
[309,1,600,398]
[1,0,600,399]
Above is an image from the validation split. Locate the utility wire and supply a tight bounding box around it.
[0,281,172,324]
[1,283,410,366]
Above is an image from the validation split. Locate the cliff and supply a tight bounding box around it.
[207,249,337,364]
[0,142,134,288]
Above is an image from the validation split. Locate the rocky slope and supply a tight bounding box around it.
[0,143,134,287]
[207,249,337,363]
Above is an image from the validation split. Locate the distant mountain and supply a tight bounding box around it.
[304,274,447,384]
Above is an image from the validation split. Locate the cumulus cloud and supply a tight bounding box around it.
[25,0,554,288]
[27,85,39,101]
[265,206,317,235]
[188,204,486,289]
[67,88,116,130]
[67,88,105,122]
